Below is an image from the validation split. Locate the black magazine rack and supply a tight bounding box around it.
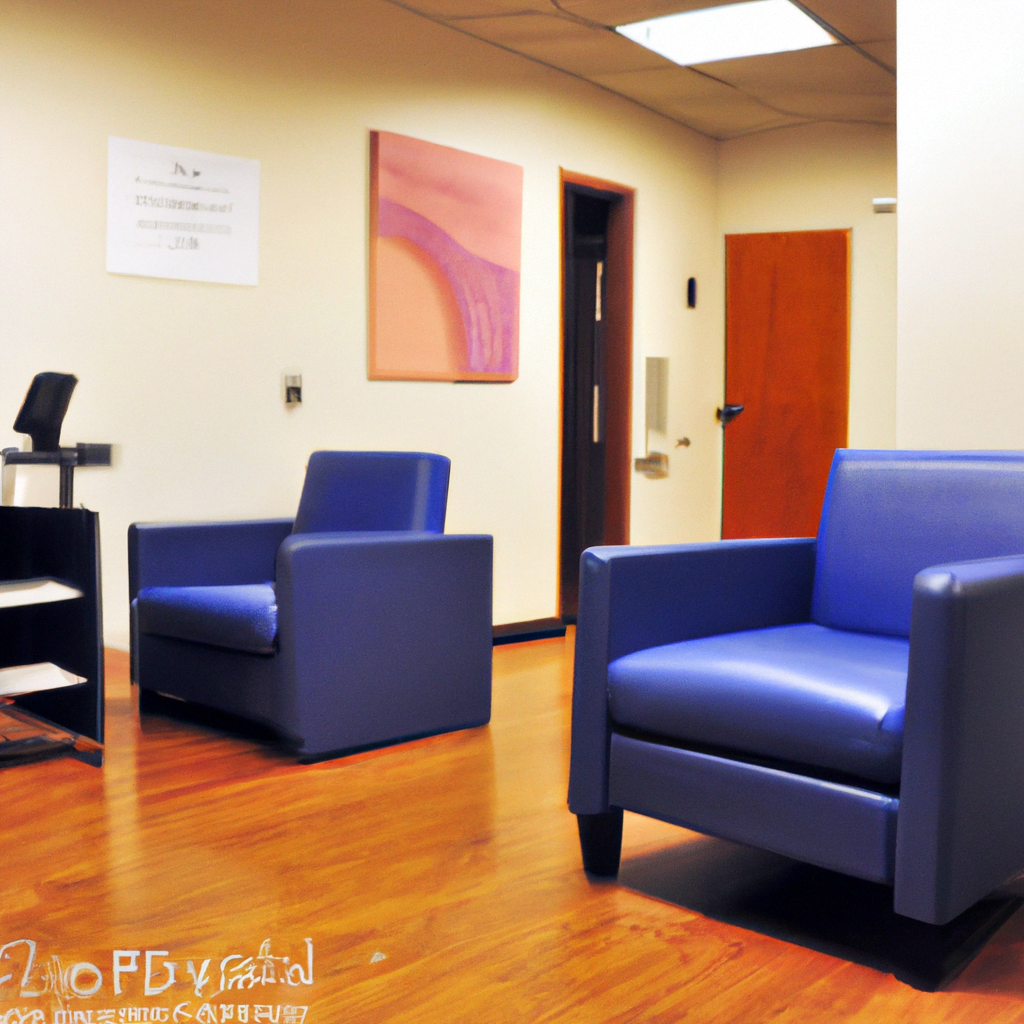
[0,507,104,765]
[0,374,109,767]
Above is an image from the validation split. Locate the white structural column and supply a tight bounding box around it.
[897,0,1024,448]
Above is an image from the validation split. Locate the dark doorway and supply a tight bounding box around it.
[559,175,634,622]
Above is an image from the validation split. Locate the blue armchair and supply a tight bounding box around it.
[129,451,492,762]
[569,450,1024,925]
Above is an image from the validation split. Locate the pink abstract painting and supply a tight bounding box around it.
[369,131,522,382]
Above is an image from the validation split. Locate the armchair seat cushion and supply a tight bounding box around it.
[607,623,908,785]
[137,584,277,654]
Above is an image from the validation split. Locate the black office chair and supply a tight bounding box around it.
[3,373,110,507]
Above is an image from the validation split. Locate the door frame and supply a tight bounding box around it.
[559,170,635,618]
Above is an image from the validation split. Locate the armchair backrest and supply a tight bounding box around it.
[293,451,450,534]
[811,450,1024,637]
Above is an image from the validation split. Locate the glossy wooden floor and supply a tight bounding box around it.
[4,635,1024,1023]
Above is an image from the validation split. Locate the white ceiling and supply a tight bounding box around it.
[384,0,895,139]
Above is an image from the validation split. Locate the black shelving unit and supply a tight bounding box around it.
[0,506,104,766]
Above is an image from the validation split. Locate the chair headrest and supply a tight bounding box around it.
[13,372,78,452]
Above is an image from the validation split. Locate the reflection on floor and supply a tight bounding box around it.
[0,701,76,766]
[2,635,1024,1022]
[619,832,1020,991]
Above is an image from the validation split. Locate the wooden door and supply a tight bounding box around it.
[722,230,850,539]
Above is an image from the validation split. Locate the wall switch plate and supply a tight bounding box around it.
[283,369,302,405]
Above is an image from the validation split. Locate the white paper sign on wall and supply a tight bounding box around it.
[106,137,260,285]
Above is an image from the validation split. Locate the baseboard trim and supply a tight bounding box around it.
[493,618,567,646]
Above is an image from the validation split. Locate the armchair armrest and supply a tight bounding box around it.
[128,519,294,597]
[896,554,1024,924]
[275,531,492,758]
[569,538,817,814]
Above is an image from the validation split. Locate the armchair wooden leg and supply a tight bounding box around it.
[577,809,624,877]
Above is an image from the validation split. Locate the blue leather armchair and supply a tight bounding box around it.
[129,451,492,762]
[569,450,1024,925]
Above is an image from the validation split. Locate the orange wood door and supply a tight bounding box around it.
[722,229,850,539]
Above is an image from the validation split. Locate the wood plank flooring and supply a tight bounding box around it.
[3,635,1024,1022]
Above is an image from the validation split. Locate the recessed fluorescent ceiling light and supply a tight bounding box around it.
[616,0,836,67]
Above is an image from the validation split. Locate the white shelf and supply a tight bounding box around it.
[0,578,83,609]
[0,662,87,697]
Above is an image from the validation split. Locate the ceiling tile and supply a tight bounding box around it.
[588,63,728,102]
[590,65,798,138]
[699,46,895,123]
[751,91,895,123]
[393,0,552,18]
[554,0,727,27]
[698,44,895,97]
[456,13,674,75]
[662,102,805,139]
[800,0,895,44]
[858,39,896,69]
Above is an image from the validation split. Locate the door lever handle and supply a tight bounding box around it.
[716,404,745,426]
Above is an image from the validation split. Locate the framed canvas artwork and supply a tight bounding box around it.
[369,131,522,382]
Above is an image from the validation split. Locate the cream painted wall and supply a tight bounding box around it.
[897,0,1024,449]
[718,122,898,449]
[0,0,723,648]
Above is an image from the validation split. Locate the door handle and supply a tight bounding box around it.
[716,404,745,426]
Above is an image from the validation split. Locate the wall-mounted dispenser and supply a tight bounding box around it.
[635,357,669,478]
[645,356,668,435]
[687,277,697,308]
